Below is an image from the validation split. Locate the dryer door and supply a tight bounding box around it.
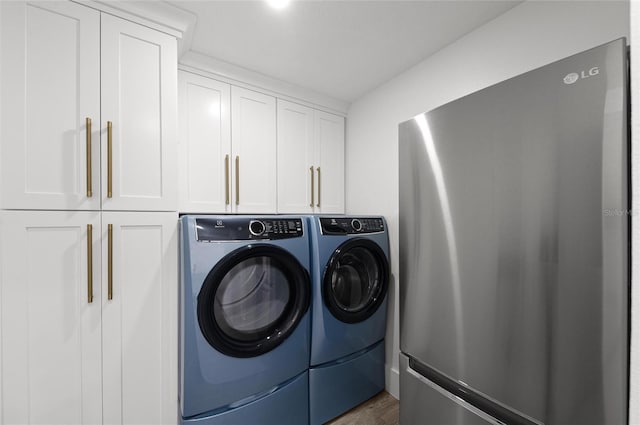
[323,238,389,324]
[197,244,310,358]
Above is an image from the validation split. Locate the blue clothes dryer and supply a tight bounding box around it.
[180,215,311,425]
[308,216,390,425]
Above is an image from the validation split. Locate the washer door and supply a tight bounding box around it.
[323,238,389,324]
[197,244,310,358]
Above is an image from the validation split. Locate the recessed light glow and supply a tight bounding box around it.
[266,0,290,10]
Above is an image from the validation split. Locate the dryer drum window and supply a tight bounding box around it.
[323,238,389,324]
[197,244,310,358]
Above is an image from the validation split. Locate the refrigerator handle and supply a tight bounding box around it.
[407,356,543,425]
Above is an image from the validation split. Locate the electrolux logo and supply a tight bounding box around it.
[563,67,599,85]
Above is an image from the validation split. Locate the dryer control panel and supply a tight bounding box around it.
[196,217,304,241]
[319,217,385,235]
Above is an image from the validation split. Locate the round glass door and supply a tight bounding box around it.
[323,238,389,323]
[198,244,310,357]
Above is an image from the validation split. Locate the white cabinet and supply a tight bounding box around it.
[0,211,102,425]
[101,15,177,212]
[276,100,315,213]
[314,110,345,213]
[178,75,276,213]
[0,1,178,211]
[0,1,178,424]
[0,210,178,425]
[101,212,178,425]
[0,1,101,210]
[178,72,231,213]
[231,86,277,213]
[277,99,345,214]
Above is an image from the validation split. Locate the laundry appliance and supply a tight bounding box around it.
[308,216,390,425]
[179,215,311,425]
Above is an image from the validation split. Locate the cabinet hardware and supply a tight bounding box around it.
[108,224,113,301]
[235,156,240,205]
[87,224,93,304]
[316,167,321,207]
[225,155,230,205]
[86,118,92,197]
[107,121,113,198]
[310,166,314,207]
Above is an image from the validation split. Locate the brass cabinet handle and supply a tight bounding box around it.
[235,156,240,206]
[316,167,321,207]
[86,118,92,197]
[107,121,113,198]
[87,224,93,304]
[309,166,314,207]
[108,224,113,301]
[225,154,230,205]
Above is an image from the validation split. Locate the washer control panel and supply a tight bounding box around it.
[319,217,385,235]
[196,217,304,241]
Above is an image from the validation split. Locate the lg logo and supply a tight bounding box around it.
[564,67,599,84]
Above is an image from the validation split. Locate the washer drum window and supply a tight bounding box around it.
[197,244,310,358]
[323,238,389,324]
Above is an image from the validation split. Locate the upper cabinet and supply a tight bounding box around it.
[314,110,345,214]
[179,72,344,215]
[0,1,178,211]
[178,72,231,213]
[100,14,178,211]
[178,72,277,213]
[0,1,101,210]
[231,86,277,213]
[277,99,345,214]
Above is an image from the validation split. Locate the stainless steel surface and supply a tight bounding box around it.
[400,354,498,425]
[398,39,628,425]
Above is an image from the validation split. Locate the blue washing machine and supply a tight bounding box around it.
[180,215,311,425]
[308,216,390,425]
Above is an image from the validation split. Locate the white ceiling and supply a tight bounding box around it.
[168,0,522,103]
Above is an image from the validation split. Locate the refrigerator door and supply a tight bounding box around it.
[399,38,628,425]
[400,354,499,425]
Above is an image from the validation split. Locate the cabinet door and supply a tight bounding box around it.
[0,211,102,425]
[102,212,178,425]
[101,14,178,212]
[231,87,277,213]
[0,1,101,210]
[315,111,345,214]
[277,100,315,213]
[178,72,231,213]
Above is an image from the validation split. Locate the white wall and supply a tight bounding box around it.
[345,0,631,401]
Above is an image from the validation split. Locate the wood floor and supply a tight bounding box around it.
[326,391,399,425]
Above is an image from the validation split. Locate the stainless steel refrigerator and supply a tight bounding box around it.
[398,38,628,425]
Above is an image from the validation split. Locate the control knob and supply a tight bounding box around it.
[249,220,266,236]
[351,219,363,232]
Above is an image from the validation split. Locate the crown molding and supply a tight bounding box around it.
[180,51,349,115]
[74,0,197,57]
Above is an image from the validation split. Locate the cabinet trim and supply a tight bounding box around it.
[179,61,348,116]
[73,0,195,43]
